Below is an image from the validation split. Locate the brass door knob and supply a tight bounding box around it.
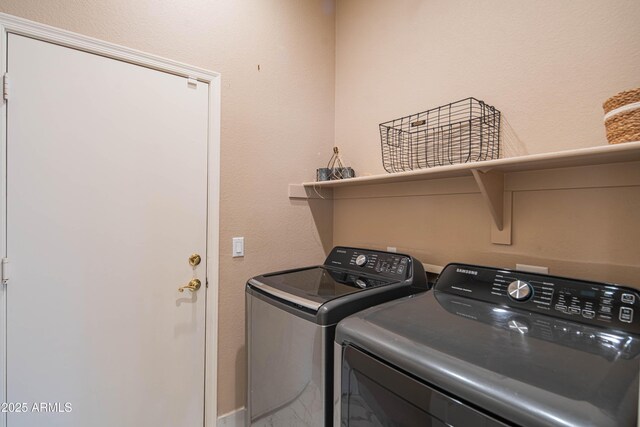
[178,279,201,293]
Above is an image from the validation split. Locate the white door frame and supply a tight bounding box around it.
[0,13,221,427]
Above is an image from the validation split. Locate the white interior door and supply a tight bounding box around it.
[4,34,209,426]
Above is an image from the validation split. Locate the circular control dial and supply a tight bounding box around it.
[355,254,368,266]
[507,280,533,301]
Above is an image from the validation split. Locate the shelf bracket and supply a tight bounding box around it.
[472,169,504,229]
[288,184,332,200]
[471,169,512,245]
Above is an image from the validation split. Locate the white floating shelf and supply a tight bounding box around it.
[294,142,640,245]
[301,142,640,188]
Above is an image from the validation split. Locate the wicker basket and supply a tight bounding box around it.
[603,88,640,144]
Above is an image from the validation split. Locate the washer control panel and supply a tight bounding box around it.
[325,247,413,280]
[435,263,640,334]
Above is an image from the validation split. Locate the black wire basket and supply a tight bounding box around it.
[379,97,501,173]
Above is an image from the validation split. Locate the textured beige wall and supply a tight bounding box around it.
[335,0,640,175]
[331,2,640,286]
[0,0,334,415]
[332,162,640,287]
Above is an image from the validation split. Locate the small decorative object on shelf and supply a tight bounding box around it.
[603,88,640,145]
[316,146,356,181]
[379,97,501,173]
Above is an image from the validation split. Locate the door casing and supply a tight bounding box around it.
[0,12,221,427]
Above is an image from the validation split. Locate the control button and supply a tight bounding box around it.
[619,307,634,323]
[582,309,595,319]
[621,293,636,304]
[600,305,612,314]
[397,266,405,274]
[569,307,580,315]
[507,280,533,302]
[355,254,368,267]
[555,304,567,312]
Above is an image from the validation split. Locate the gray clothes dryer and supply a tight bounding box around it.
[245,246,428,426]
[335,263,640,427]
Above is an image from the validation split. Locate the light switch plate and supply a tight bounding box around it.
[232,237,244,257]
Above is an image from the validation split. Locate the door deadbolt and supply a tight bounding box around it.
[189,253,201,267]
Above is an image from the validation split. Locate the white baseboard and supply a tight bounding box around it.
[218,407,246,427]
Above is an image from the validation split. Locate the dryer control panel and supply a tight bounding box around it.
[435,263,640,335]
[325,246,413,280]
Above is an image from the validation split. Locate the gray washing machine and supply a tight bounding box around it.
[246,246,428,426]
[335,263,640,426]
